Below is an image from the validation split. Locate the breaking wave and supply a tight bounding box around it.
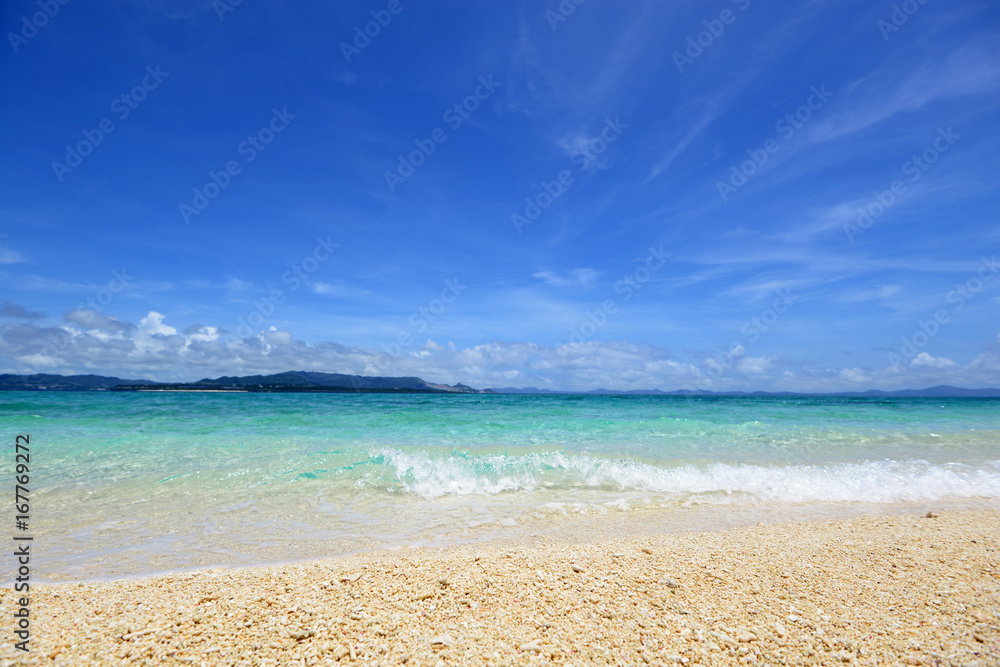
[354,448,1000,504]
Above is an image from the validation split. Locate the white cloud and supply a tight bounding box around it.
[15,353,60,368]
[532,268,599,288]
[262,327,293,346]
[968,351,1000,372]
[139,312,177,337]
[737,355,775,375]
[838,367,871,385]
[911,352,956,368]
[183,324,221,343]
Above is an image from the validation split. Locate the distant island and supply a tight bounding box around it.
[1,372,999,396]
[0,371,486,394]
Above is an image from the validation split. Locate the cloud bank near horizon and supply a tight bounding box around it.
[2,309,998,392]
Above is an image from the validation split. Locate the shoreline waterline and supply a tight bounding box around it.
[28,496,1000,585]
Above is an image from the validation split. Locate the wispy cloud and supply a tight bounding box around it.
[312,281,372,299]
[532,268,600,288]
[17,276,99,292]
[0,247,26,264]
[225,277,254,292]
[809,41,1000,145]
[837,285,902,302]
[645,97,727,183]
[721,277,812,302]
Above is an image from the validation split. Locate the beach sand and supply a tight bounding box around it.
[2,510,998,666]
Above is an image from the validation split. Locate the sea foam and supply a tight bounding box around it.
[366,448,1000,504]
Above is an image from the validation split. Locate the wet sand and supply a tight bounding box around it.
[2,509,998,666]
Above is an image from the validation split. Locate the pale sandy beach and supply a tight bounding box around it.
[2,509,998,666]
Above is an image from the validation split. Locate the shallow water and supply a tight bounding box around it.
[3,392,998,580]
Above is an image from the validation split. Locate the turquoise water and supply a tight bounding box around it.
[3,392,999,579]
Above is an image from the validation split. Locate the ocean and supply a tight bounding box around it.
[4,392,999,581]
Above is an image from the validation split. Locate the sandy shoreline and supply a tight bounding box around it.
[2,510,998,666]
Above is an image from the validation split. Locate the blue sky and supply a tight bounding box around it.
[1,0,999,391]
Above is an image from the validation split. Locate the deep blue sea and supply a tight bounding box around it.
[4,392,998,580]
